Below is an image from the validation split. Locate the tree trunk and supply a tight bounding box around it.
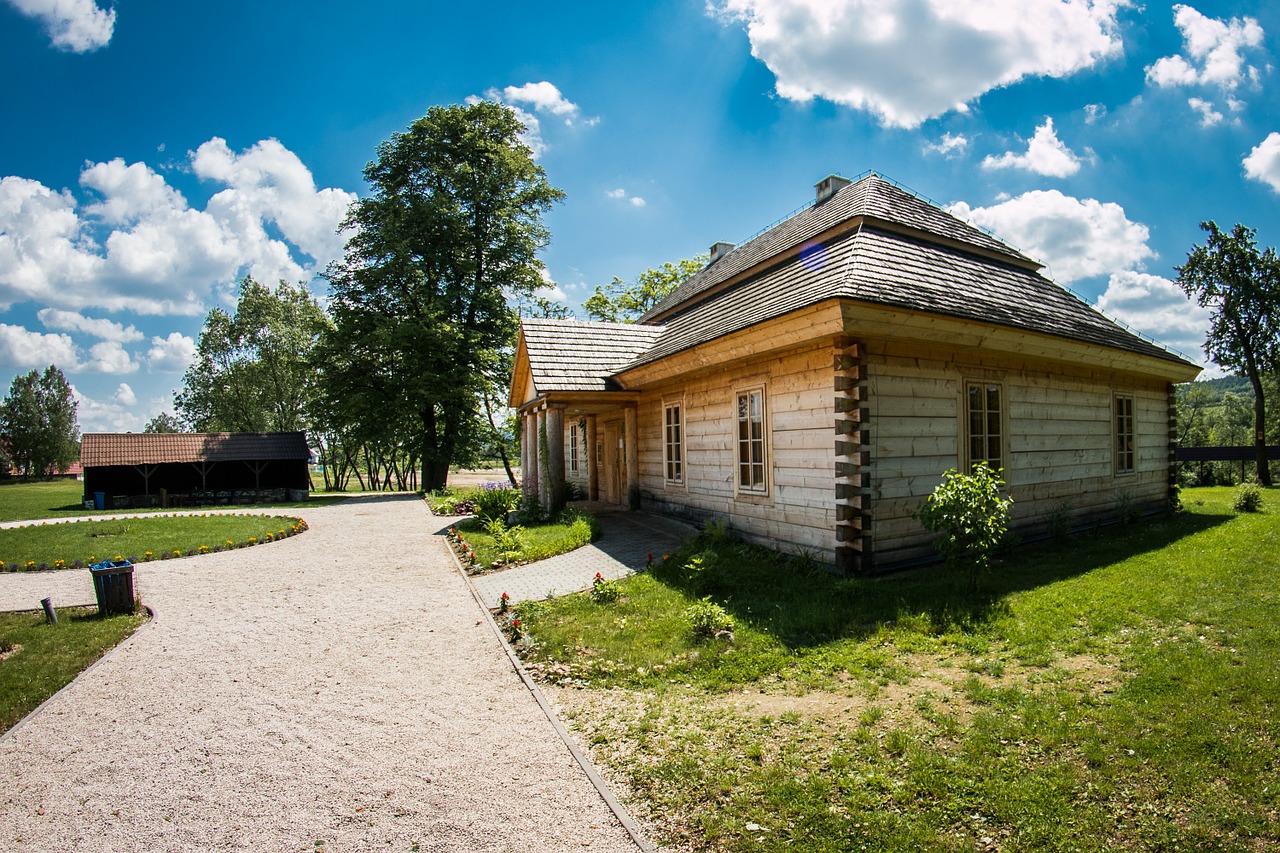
[1247,366,1272,486]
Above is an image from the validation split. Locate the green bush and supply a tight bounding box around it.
[520,508,598,562]
[685,597,735,640]
[590,572,622,603]
[484,515,527,563]
[474,485,521,521]
[915,463,1013,590]
[1233,482,1263,513]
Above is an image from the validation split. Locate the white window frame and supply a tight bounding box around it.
[735,385,769,496]
[568,423,579,474]
[1114,394,1135,476]
[664,400,684,486]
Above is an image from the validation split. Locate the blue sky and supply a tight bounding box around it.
[1,0,1277,432]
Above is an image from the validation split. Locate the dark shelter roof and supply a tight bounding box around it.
[81,432,310,467]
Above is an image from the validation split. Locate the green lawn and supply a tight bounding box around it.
[0,478,346,523]
[517,487,1280,851]
[0,607,147,734]
[0,515,306,569]
[451,508,599,570]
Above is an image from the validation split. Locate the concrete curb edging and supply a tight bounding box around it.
[438,517,657,853]
[0,603,157,745]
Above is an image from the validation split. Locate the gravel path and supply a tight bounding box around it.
[0,493,643,852]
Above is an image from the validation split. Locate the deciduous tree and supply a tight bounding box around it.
[1176,222,1280,485]
[0,365,79,479]
[322,102,563,491]
[582,255,706,323]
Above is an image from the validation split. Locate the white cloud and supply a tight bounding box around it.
[6,0,114,52]
[537,267,567,303]
[0,323,78,370]
[1146,5,1265,91]
[1243,132,1280,194]
[1095,270,1212,366]
[145,332,197,373]
[37,307,143,343]
[981,117,1084,177]
[950,190,1154,284]
[0,139,355,316]
[477,81,597,157]
[86,340,137,374]
[923,133,969,157]
[606,187,646,207]
[1083,103,1107,124]
[1187,97,1223,127]
[711,0,1126,128]
[112,382,136,407]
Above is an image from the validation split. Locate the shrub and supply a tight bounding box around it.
[1233,482,1263,513]
[485,515,527,563]
[914,464,1013,590]
[520,508,598,562]
[590,572,622,603]
[685,597,735,640]
[474,483,521,521]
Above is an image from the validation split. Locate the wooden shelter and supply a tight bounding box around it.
[510,173,1200,574]
[80,432,310,509]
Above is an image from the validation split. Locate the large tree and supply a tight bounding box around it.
[176,277,330,433]
[1177,221,1280,486]
[582,255,706,323]
[322,102,564,491]
[0,365,79,479]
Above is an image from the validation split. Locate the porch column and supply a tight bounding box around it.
[532,409,544,507]
[585,414,598,501]
[545,405,566,513]
[520,411,534,501]
[624,405,640,510]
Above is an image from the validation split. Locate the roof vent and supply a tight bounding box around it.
[815,174,852,204]
[708,241,735,264]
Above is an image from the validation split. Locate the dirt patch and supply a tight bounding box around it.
[0,642,20,662]
[447,467,516,488]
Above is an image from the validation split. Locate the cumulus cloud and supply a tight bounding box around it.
[923,133,969,157]
[0,139,355,316]
[6,0,115,52]
[145,332,197,373]
[1146,5,1265,91]
[950,190,1154,284]
[475,81,597,157]
[37,307,143,343]
[0,323,78,370]
[1243,132,1280,193]
[86,340,137,374]
[1095,270,1212,365]
[538,267,568,303]
[981,117,1084,177]
[72,385,148,433]
[711,0,1125,128]
[113,382,136,407]
[1187,97,1224,127]
[606,188,646,207]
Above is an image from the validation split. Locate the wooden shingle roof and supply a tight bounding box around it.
[81,432,309,468]
[520,318,665,394]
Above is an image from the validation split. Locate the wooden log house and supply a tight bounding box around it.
[509,173,1200,573]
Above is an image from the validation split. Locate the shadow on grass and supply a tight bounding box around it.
[648,508,1234,650]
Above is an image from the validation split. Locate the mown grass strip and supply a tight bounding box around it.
[519,488,1280,851]
[0,607,147,735]
[0,514,306,570]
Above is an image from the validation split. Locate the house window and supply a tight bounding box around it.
[736,387,767,493]
[568,424,579,474]
[966,382,1003,471]
[664,402,683,484]
[1115,395,1135,475]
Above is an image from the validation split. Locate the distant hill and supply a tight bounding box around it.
[1183,375,1253,404]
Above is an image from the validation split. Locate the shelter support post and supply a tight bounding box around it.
[545,405,566,514]
[586,414,598,501]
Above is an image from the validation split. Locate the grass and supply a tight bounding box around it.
[0,478,346,523]
[516,487,1280,851]
[0,514,306,569]
[0,606,147,734]
[452,508,599,570]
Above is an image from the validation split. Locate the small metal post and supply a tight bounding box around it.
[40,597,57,625]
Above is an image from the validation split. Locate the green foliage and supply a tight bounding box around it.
[914,464,1013,588]
[322,102,564,491]
[685,597,735,640]
[473,484,520,521]
[142,412,182,433]
[1177,221,1280,486]
[0,365,79,479]
[1232,482,1263,512]
[590,572,622,604]
[176,277,329,433]
[582,255,707,323]
[484,515,527,563]
[454,508,597,569]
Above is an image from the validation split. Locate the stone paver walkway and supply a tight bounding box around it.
[0,494,645,852]
[468,505,696,609]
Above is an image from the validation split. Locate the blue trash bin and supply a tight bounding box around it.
[93,492,105,510]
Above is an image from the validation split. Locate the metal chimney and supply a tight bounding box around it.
[709,241,735,264]
[815,174,852,203]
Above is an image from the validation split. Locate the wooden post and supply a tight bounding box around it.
[536,408,549,512]
[546,406,566,513]
[586,414,598,501]
[624,405,639,510]
[520,412,531,499]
